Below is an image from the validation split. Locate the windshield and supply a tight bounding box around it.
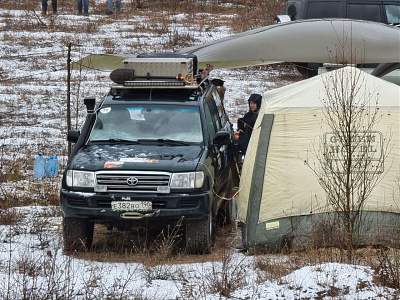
[89,105,203,143]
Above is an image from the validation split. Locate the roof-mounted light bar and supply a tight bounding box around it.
[123,81,187,87]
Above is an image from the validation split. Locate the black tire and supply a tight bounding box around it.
[185,211,215,254]
[63,217,94,253]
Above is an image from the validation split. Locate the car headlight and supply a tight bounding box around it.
[66,170,95,187]
[170,171,204,189]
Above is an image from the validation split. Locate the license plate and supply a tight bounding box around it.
[111,201,152,212]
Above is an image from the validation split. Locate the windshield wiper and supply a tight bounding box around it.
[90,139,141,144]
[137,139,191,146]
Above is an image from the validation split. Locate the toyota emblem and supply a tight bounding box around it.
[126,177,139,186]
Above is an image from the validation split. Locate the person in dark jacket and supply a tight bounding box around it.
[237,93,262,155]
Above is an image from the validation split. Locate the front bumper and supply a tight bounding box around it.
[60,189,211,223]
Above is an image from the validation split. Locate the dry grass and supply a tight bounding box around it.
[2,0,285,18]
[0,207,24,225]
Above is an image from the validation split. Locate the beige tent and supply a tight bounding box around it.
[238,67,400,252]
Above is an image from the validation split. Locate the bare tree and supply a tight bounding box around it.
[306,66,391,259]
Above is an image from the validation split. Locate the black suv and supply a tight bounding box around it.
[61,53,235,254]
[278,0,400,24]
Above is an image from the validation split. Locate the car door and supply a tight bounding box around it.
[211,88,234,177]
[203,96,224,186]
[203,92,232,189]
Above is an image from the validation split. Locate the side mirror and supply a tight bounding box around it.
[84,97,96,113]
[67,130,80,143]
[213,131,230,147]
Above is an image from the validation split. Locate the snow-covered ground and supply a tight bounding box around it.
[0,3,398,299]
[0,206,397,299]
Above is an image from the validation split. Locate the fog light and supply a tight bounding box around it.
[94,185,107,192]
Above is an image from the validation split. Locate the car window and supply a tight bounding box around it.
[212,90,227,125]
[285,0,302,20]
[204,100,219,141]
[306,1,341,18]
[208,97,221,130]
[385,4,400,24]
[347,4,382,22]
[89,105,203,143]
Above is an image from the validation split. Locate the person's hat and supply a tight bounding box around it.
[211,78,225,86]
[247,93,262,109]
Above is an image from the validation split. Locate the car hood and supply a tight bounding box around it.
[69,144,204,172]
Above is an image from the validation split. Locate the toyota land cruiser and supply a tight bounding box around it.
[61,53,235,254]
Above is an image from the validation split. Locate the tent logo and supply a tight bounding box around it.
[323,131,384,173]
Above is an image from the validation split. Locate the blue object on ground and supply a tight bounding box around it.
[45,156,59,177]
[33,153,46,179]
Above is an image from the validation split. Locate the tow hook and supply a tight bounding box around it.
[120,210,160,219]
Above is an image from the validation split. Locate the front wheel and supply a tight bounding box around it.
[63,217,94,253]
[185,212,216,254]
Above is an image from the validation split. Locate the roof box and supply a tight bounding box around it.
[122,57,194,79]
[110,53,198,85]
[136,52,198,74]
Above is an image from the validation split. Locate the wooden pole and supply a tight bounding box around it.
[67,43,71,156]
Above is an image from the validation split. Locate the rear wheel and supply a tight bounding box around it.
[185,211,215,254]
[63,217,94,253]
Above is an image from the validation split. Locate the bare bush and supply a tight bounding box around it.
[0,207,24,225]
[305,64,392,259]
[204,238,248,297]
[137,219,185,282]
[255,255,295,283]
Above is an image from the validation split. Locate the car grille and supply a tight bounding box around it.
[96,171,170,193]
